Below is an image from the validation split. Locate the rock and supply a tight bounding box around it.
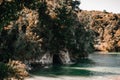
[59,49,71,64]
[39,52,53,65]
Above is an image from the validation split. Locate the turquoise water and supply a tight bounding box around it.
[31,53,120,77]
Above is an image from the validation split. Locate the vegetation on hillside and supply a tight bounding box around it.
[78,10,120,52]
[0,0,95,79]
[0,0,120,79]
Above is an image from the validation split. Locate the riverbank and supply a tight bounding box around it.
[25,53,120,80]
[25,75,120,80]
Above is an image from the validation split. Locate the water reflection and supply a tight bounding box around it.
[31,53,120,77]
[89,53,120,67]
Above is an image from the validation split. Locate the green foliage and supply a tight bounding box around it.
[30,0,93,54]
[103,9,108,13]
[0,63,13,80]
[0,0,42,30]
[51,4,75,52]
[37,0,78,53]
[0,1,20,28]
[0,0,94,63]
[22,0,42,9]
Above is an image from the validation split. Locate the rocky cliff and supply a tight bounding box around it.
[78,10,120,52]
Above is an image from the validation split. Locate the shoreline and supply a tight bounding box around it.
[25,75,120,80]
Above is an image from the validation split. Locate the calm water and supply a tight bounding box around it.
[31,52,120,77]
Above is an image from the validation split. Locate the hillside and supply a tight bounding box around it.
[0,0,92,67]
[78,10,120,52]
[0,0,120,79]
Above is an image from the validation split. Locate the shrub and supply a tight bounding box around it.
[0,60,28,80]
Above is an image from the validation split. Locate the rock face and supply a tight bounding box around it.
[78,10,120,52]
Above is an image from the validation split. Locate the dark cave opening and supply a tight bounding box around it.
[53,54,62,65]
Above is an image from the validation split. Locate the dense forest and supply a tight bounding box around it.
[0,0,120,79]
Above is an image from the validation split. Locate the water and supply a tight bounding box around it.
[30,52,120,79]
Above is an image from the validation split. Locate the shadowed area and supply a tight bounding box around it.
[30,53,120,78]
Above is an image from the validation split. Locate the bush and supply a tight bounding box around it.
[0,60,28,80]
[0,62,10,79]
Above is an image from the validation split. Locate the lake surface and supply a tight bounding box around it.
[29,52,120,80]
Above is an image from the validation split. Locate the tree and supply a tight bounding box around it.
[0,0,41,30]
[37,0,94,63]
[0,0,94,65]
[38,0,79,54]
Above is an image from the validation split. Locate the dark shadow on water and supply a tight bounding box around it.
[30,65,120,77]
[30,67,93,77]
[30,54,120,77]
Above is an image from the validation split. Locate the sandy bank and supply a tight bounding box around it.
[25,75,120,80]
